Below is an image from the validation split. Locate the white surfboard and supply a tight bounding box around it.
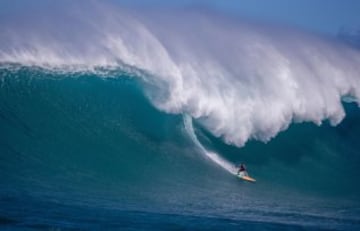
[237,174,256,182]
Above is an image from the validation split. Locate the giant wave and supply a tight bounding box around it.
[1,2,360,230]
[1,2,360,147]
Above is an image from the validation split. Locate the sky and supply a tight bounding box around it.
[1,0,360,34]
[111,0,360,34]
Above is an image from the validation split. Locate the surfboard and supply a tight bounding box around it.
[237,174,256,182]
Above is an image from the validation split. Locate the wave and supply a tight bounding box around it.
[1,2,360,148]
[1,66,360,229]
[1,2,360,229]
[1,66,359,196]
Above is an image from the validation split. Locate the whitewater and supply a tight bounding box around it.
[1,3,360,147]
[1,2,360,230]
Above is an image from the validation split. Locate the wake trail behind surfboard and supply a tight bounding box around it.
[183,115,238,175]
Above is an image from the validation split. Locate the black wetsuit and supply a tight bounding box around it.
[237,164,246,174]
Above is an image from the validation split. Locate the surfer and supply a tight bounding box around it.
[236,163,256,182]
[237,163,248,177]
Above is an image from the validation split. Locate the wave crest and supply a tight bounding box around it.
[1,2,360,146]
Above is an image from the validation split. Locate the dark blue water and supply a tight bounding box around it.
[0,66,360,230]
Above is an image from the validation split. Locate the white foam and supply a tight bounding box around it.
[1,3,360,147]
[183,115,237,174]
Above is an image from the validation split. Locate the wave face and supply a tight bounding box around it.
[1,66,360,230]
[1,2,360,230]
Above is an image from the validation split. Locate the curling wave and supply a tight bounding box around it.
[0,2,359,148]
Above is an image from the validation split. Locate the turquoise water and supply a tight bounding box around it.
[1,2,360,229]
[0,66,359,230]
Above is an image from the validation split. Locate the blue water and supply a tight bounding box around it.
[0,66,359,230]
[1,2,360,229]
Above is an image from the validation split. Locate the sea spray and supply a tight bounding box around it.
[1,3,360,147]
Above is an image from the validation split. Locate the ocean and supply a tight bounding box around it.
[1,2,360,230]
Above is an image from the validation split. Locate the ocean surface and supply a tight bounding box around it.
[1,3,360,230]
